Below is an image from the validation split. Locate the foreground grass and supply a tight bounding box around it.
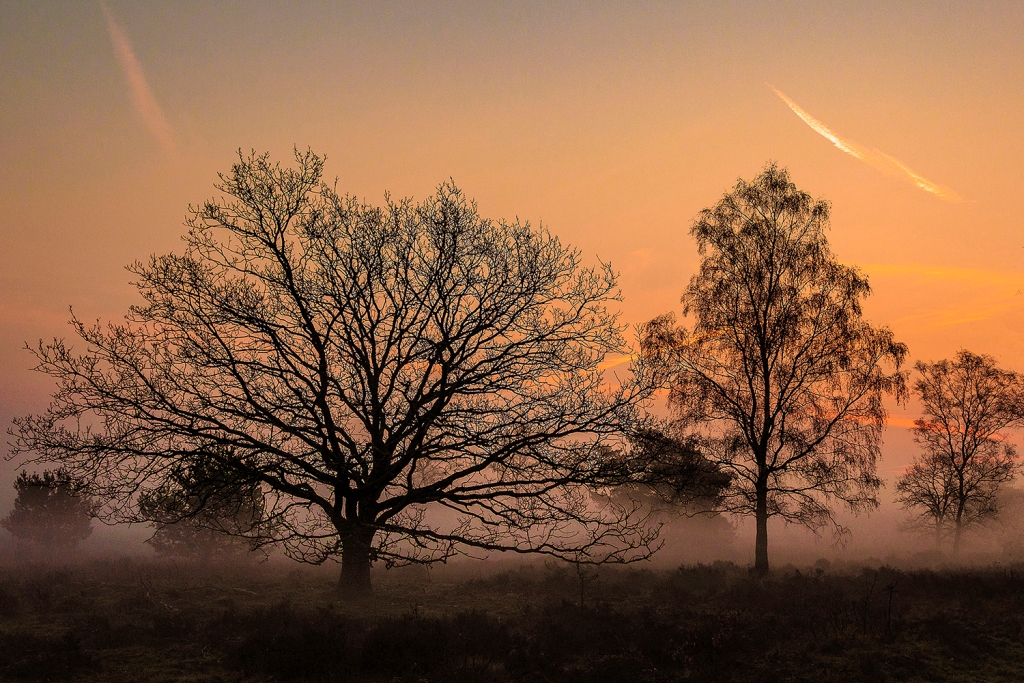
[1,557,1023,682]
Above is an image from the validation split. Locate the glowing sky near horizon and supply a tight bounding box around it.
[1,1,1023,525]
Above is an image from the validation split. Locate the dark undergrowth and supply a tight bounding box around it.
[1,558,1023,681]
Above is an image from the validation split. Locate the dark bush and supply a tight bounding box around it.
[0,631,95,680]
[0,583,22,618]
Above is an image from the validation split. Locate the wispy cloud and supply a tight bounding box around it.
[863,263,1024,329]
[768,85,960,201]
[598,354,634,372]
[861,263,1024,287]
[100,2,176,157]
[884,416,919,430]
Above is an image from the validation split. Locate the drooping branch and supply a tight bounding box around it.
[636,163,907,569]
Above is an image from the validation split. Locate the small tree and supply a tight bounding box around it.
[895,351,1021,554]
[10,150,656,594]
[894,451,954,548]
[1,469,93,550]
[614,426,731,509]
[991,486,1024,559]
[139,451,265,558]
[639,163,907,572]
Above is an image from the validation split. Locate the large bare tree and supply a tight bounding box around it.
[639,163,907,572]
[9,150,656,593]
[896,351,1022,554]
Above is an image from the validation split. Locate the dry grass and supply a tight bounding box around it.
[1,557,1023,681]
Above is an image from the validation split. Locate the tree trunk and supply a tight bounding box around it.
[338,527,375,596]
[754,481,769,574]
[951,474,968,557]
[952,498,965,557]
[952,518,964,557]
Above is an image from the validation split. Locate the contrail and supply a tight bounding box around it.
[768,84,960,201]
[101,2,177,157]
[769,86,867,160]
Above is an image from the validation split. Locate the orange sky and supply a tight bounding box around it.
[2,2,1023,546]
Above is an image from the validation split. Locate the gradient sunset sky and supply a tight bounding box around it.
[2,1,1023,538]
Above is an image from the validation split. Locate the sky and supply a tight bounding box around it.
[1,1,1023,557]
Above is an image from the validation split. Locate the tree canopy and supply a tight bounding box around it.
[139,449,265,558]
[10,150,655,592]
[1,469,93,550]
[639,162,907,572]
[896,351,1022,553]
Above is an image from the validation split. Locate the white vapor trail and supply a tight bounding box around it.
[101,2,177,157]
[768,84,960,201]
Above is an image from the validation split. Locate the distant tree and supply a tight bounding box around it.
[613,425,731,510]
[639,163,907,573]
[895,351,1022,554]
[139,450,265,558]
[1,469,93,550]
[894,451,955,549]
[10,150,656,594]
[991,486,1024,559]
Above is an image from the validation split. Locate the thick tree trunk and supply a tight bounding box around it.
[338,527,375,596]
[754,481,769,574]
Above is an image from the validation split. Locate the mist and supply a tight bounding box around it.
[4,2,1024,680]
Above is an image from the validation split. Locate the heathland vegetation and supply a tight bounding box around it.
[2,558,1024,682]
[4,154,1024,680]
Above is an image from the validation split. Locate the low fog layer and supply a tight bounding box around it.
[6,481,1024,572]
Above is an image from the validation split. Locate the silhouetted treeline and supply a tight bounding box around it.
[6,155,1024,588]
[10,150,656,595]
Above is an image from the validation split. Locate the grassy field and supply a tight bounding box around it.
[0,556,1023,682]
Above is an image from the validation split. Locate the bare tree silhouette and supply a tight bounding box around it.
[638,163,907,573]
[9,150,657,594]
[895,451,955,549]
[896,351,1022,554]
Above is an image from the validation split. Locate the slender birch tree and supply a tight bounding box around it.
[639,163,907,572]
